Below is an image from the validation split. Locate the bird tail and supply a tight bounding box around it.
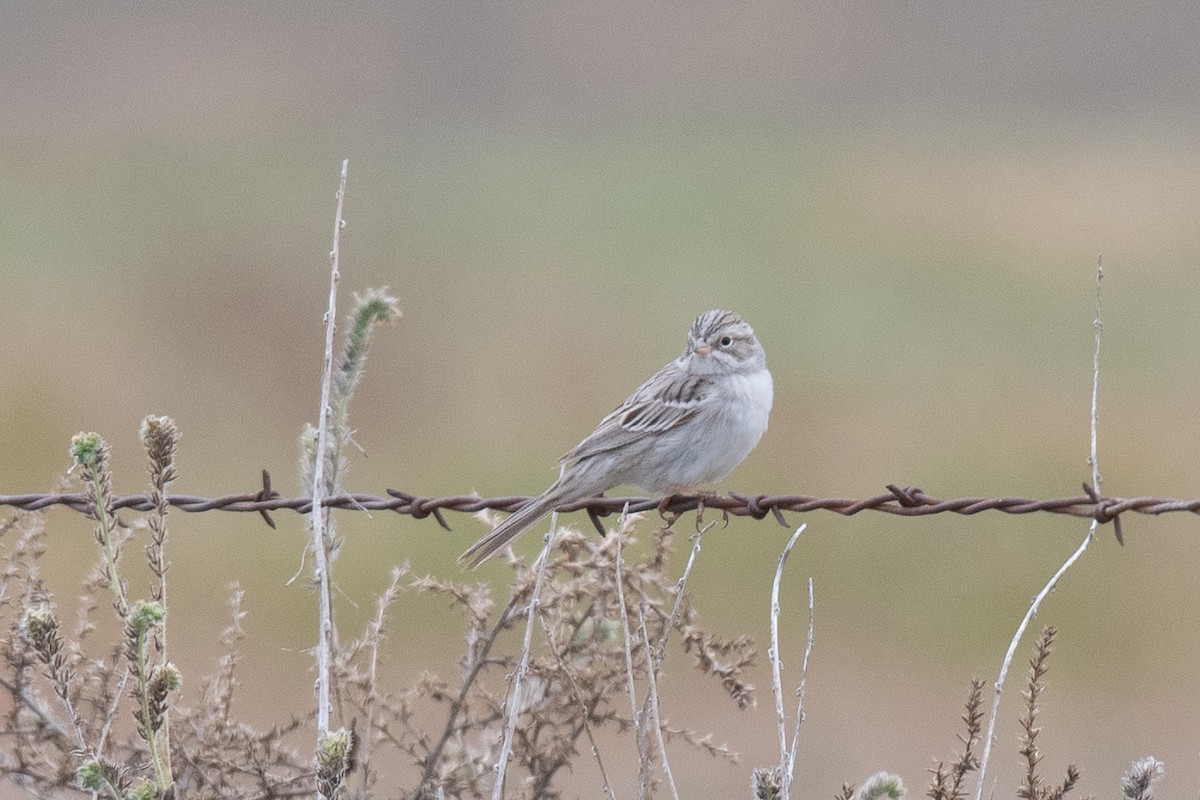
[459,487,566,569]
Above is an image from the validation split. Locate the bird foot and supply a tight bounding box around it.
[656,489,722,529]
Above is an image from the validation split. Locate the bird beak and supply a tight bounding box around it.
[694,343,712,357]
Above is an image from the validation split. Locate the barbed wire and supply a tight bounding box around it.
[8,473,1200,542]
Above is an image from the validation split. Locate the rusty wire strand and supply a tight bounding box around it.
[0,480,1190,537]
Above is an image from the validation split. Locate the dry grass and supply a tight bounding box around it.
[0,456,753,798]
[0,479,1170,800]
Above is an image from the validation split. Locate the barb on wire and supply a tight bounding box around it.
[5,478,1200,536]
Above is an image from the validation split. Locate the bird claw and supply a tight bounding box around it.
[657,494,680,526]
[656,490,722,530]
[691,491,727,530]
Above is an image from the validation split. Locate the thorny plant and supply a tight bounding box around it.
[820,628,1163,800]
[0,443,1176,800]
[1015,627,1079,800]
[926,678,984,800]
[0,454,754,798]
[0,279,751,799]
[406,517,751,799]
[961,628,1079,800]
[933,628,1077,800]
[0,422,190,799]
[299,286,402,779]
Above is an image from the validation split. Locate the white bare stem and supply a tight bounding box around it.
[770,524,807,800]
[974,260,1105,800]
[310,159,348,740]
[490,475,562,800]
[785,577,815,790]
[613,505,650,800]
[638,599,679,800]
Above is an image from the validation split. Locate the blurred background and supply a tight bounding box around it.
[3,3,1199,797]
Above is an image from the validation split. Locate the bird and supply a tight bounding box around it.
[460,309,773,568]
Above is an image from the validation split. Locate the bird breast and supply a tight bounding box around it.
[640,367,773,492]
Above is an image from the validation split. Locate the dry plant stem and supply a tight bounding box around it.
[929,678,984,800]
[88,472,128,618]
[97,667,130,757]
[490,503,560,800]
[637,600,679,800]
[0,673,72,744]
[653,520,713,665]
[536,615,618,800]
[638,519,714,741]
[1018,627,1056,800]
[27,619,88,754]
[310,158,349,740]
[361,566,404,785]
[974,262,1105,800]
[785,577,814,791]
[142,416,178,789]
[1088,259,1103,502]
[613,507,650,800]
[418,590,523,793]
[769,524,807,800]
[131,611,166,787]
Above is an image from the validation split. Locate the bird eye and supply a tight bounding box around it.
[719,335,733,348]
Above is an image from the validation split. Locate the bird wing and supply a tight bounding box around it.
[561,365,712,463]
